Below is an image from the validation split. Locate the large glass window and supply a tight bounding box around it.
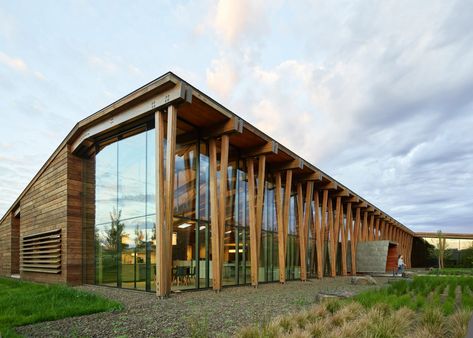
[93,122,307,292]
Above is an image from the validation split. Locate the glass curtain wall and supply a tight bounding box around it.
[93,122,309,292]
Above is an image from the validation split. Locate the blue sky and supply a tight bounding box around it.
[1,0,472,233]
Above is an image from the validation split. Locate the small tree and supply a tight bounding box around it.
[437,230,447,269]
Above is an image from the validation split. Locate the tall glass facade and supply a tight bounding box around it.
[92,122,310,292]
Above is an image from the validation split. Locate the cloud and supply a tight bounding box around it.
[0,51,27,72]
[206,57,239,99]
[199,0,473,232]
[213,0,271,45]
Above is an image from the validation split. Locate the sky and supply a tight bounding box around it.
[0,0,472,233]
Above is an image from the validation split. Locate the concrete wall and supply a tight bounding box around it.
[356,240,390,273]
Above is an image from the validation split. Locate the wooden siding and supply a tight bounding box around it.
[0,214,12,276]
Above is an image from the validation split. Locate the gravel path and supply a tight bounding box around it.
[17,276,388,337]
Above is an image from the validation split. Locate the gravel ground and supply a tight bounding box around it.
[17,276,389,338]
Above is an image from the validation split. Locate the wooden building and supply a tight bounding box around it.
[0,72,415,297]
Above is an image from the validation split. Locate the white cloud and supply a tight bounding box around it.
[0,51,27,72]
[206,57,239,99]
[213,0,269,45]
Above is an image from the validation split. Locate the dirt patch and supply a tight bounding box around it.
[17,276,388,337]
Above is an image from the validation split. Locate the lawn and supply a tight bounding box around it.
[238,276,473,337]
[0,277,122,338]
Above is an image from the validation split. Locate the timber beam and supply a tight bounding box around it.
[178,116,243,144]
[271,158,304,171]
[294,171,322,182]
[320,181,337,190]
[241,141,278,158]
[334,189,349,197]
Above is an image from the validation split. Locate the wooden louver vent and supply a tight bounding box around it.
[20,229,61,274]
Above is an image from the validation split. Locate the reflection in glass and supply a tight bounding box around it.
[120,217,147,290]
[92,123,313,292]
[95,142,117,225]
[118,132,146,220]
[199,142,209,220]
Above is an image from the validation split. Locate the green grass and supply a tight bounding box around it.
[0,277,122,337]
[428,268,473,276]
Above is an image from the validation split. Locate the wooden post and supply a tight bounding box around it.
[340,202,348,276]
[332,196,342,277]
[209,138,220,291]
[380,220,385,240]
[256,156,266,257]
[368,214,374,241]
[156,110,165,297]
[315,190,325,279]
[275,172,285,283]
[362,211,368,241]
[349,204,357,275]
[302,181,313,280]
[297,183,304,281]
[248,155,266,287]
[247,158,258,287]
[328,197,335,277]
[156,106,177,298]
[282,170,292,281]
[374,218,380,240]
[218,135,229,287]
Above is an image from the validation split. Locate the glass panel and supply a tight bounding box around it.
[174,143,197,218]
[273,231,280,281]
[146,216,156,291]
[120,217,146,290]
[147,129,156,216]
[95,142,117,225]
[172,218,197,290]
[197,221,208,288]
[222,224,237,285]
[259,231,268,282]
[118,132,146,220]
[95,221,119,287]
[199,142,209,221]
[237,169,247,228]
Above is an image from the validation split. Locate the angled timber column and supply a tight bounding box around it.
[247,158,257,287]
[247,155,266,287]
[156,106,177,298]
[275,170,292,283]
[352,206,362,275]
[334,189,349,277]
[341,201,352,276]
[256,156,266,263]
[387,222,393,241]
[209,135,230,292]
[329,196,341,277]
[362,209,369,241]
[297,181,314,281]
[296,171,320,280]
[296,183,304,281]
[374,215,380,240]
[380,219,386,240]
[315,189,326,279]
[327,196,335,277]
[368,211,375,241]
